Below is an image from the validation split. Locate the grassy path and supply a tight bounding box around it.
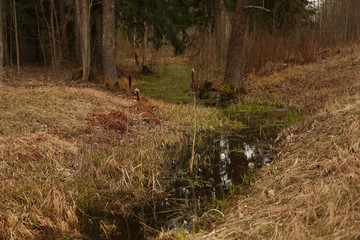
[138,63,193,103]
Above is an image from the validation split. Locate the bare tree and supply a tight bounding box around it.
[74,0,81,64]
[224,0,248,89]
[11,0,20,75]
[76,0,91,81]
[40,0,62,77]
[102,0,117,84]
[35,4,47,67]
[215,0,225,68]
[59,0,69,58]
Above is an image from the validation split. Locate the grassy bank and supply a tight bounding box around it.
[0,70,225,239]
[184,45,360,239]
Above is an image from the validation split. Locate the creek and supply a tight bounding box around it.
[84,64,299,239]
[84,108,294,239]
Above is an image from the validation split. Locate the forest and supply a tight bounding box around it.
[0,0,360,239]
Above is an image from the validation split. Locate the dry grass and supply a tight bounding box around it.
[1,43,360,239]
[0,68,223,239]
[193,96,360,240]
[189,44,360,240]
[243,43,360,111]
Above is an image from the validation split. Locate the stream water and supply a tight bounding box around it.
[82,64,296,239]
[83,109,292,239]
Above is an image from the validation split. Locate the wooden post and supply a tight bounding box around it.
[135,88,140,101]
[191,68,196,92]
[191,69,195,90]
[128,75,132,89]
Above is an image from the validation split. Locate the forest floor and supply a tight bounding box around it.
[0,43,359,239]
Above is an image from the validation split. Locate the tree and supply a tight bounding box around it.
[11,0,19,75]
[76,0,91,81]
[224,0,248,89]
[0,0,3,82]
[59,0,69,59]
[116,0,196,56]
[215,0,226,67]
[102,0,117,84]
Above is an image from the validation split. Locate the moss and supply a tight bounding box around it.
[113,81,121,90]
[220,83,235,94]
[199,81,216,99]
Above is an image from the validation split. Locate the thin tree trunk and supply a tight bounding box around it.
[11,0,20,75]
[215,0,225,68]
[50,0,58,75]
[35,4,47,67]
[102,0,117,84]
[59,0,69,58]
[2,0,7,68]
[74,0,80,64]
[224,0,248,89]
[40,0,61,77]
[77,0,91,81]
[142,23,147,68]
[0,0,3,81]
[319,0,322,42]
[9,9,12,67]
[53,0,62,76]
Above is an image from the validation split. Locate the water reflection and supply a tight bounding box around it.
[96,110,292,239]
[219,134,232,188]
[148,126,279,233]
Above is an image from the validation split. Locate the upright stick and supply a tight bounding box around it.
[190,69,196,175]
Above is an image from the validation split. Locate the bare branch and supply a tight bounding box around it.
[244,5,271,13]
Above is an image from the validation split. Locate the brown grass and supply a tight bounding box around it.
[243,43,360,111]
[0,67,223,239]
[2,42,360,239]
[188,44,360,240]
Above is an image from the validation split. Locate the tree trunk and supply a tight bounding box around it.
[11,0,20,75]
[102,0,117,84]
[2,0,7,68]
[59,0,69,58]
[76,0,91,81]
[215,0,225,68]
[49,0,58,76]
[0,0,3,82]
[74,0,80,64]
[142,23,147,68]
[224,0,248,89]
[35,4,47,67]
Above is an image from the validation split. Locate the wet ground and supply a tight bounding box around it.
[84,65,298,239]
[91,109,291,239]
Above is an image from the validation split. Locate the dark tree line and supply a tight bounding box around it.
[0,0,358,88]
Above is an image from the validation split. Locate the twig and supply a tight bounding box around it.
[190,69,196,175]
[244,5,271,13]
[200,227,227,239]
[200,208,225,219]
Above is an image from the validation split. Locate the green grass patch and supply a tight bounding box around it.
[138,63,193,103]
